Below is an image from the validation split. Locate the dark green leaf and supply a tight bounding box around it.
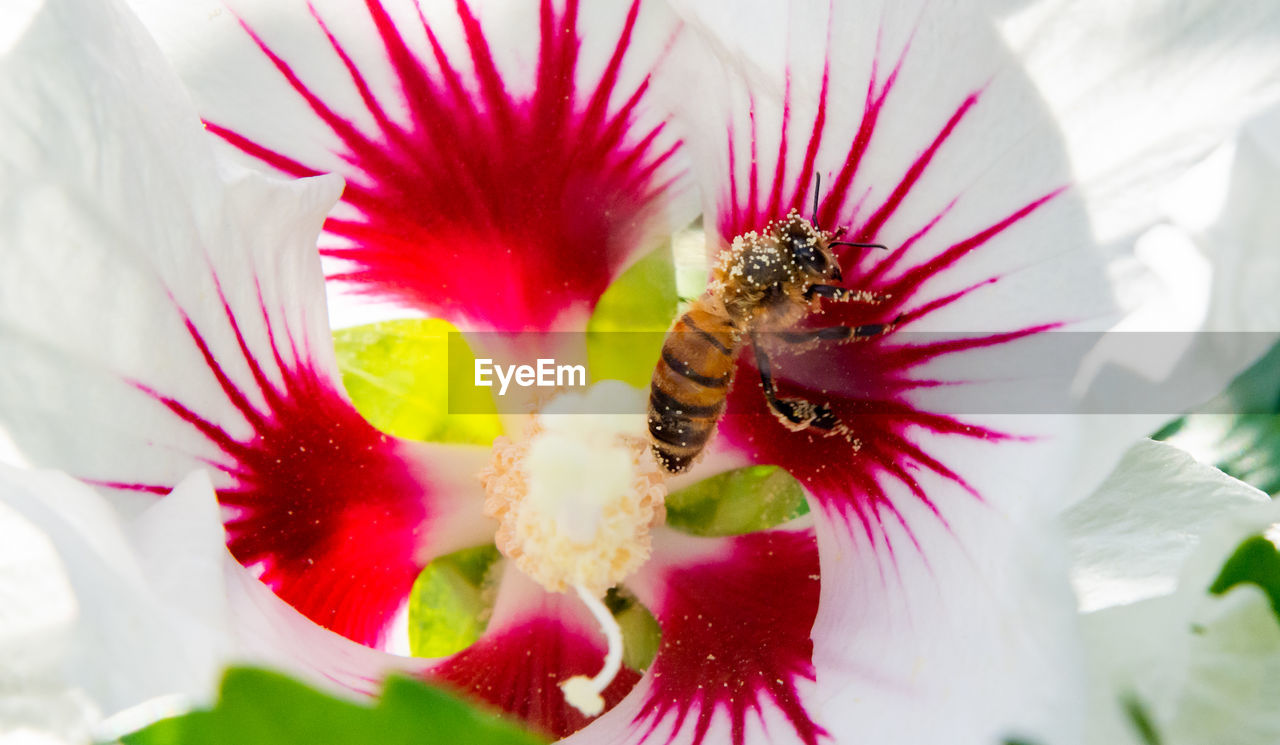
[120,667,547,745]
[1209,533,1280,621]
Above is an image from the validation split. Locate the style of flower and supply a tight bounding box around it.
[5,0,1280,743]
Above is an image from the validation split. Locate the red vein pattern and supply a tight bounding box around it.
[636,530,825,745]
[716,45,1065,543]
[432,616,642,739]
[213,0,683,330]
[105,287,433,649]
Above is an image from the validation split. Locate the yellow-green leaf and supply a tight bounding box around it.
[407,545,501,658]
[333,319,502,446]
[586,245,679,388]
[665,465,810,536]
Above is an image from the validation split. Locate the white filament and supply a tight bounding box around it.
[560,583,624,717]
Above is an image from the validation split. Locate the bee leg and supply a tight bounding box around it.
[804,284,891,304]
[777,314,904,345]
[751,334,840,431]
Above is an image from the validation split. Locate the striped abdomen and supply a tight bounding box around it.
[648,303,741,473]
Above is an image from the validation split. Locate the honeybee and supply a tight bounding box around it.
[648,189,897,473]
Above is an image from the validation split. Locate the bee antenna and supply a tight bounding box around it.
[829,240,889,251]
[812,173,821,227]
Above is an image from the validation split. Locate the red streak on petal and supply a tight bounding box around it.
[821,47,900,230]
[204,122,322,180]
[212,0,683,330]
[874,188,1064,303]
[763,78,793,223]
[431,616,641,739]
[875,323,1061,371]
[636,530,826,745]
[894,275,995,325]
[91,481,171,495]
[852,92,980,244]
[793,65,830,223]
[113,289,431,648]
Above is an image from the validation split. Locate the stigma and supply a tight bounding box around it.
[479,381,667,716]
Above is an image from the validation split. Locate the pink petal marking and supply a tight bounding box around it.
[101,287,432,649]
[714,37,1066,543]
[635,529,825,745]
[431,615,642,739]
[213,0,684,330]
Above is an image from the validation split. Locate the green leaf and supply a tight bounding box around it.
[603,587,661,672]
[407,545,501,657]
[666,465,810,537]
[1209,534,1280,621]
[333,319,502,446]
[1155,340,1280,495]
[586,244,679,388]
[120,667,548,745]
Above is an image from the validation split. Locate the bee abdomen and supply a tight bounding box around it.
[648,306,739,473]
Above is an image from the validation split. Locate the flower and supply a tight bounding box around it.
[5,0,1280,743]
[1064,439,1280,745]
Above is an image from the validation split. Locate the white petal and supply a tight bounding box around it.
[1069,107,1280,499]
[0,462,431,738]
[1065,190,1280,504]
[1197,107,1280,335]
[996,0,1280,245]
[1064,439,1269,613]
[1146,105,1280,404]
[0,494,76,677]
[0,0,40,52]
[0,466,231,719]
[810,426,1088,745]
[0,477,93,743]
[222,558,432,698]
[0,0,342,491]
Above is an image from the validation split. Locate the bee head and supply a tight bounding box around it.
[792,238,841,281]
[780,217,841,283]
